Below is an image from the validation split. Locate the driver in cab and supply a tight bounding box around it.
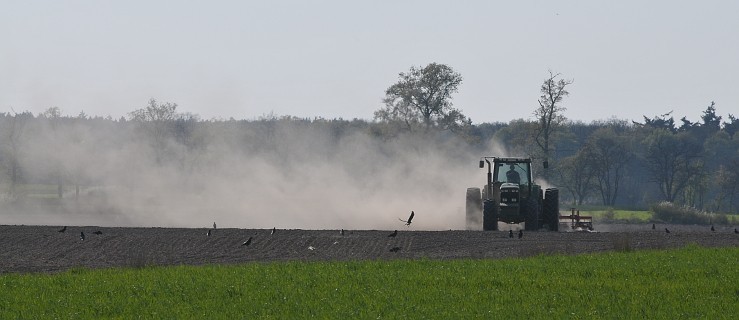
[506,164,520,184]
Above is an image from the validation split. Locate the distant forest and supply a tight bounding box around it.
[1,100,737,213]
[1,64,738,215]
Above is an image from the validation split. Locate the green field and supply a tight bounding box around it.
[1,245,737,319]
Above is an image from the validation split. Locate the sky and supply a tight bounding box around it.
[2,0,737,124]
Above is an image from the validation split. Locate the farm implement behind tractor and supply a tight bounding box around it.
[560,208,594,231]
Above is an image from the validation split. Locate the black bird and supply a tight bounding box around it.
[80,232,85,241]
[241,236,253,246]
[665,228,670,234]
[518,230,523,239]
[509,230,514,238]
[390,247,401,252]
[207,229,211,237]
[92,230,102,235]
[388,230,398,237]
[652,223,656,230]
[271,227,276,235]
[711,225,715,232]
[734,228,738,234]
[399,211,415,226]
[340,229,345,236]
[58,226,67,233]
[213,222,217,230]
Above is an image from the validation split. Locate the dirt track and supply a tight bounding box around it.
[1,224,737,274]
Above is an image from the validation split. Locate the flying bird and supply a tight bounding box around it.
[399,211,415,226]
[518,230,523,239]
[58,226,67,233]
[509,230,514,238]
[665,228,670,234]
[711,225,715,232]
[271,227,276,235]
[652,223,656,230]
[390,247,401,252]
[241,237,253,246]
[388,230,398,237]
[80,232,85,241]
[207,230,211,237]
[92,230,102,235]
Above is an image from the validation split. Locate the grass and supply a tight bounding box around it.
[1,245,737,319]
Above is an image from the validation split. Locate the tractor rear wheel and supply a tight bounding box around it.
[483,199,499,231]
[465,188,482,230]
[524,187,541,231]
[544,188,560,231]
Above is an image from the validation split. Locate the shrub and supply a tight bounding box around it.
[651,201,729,225]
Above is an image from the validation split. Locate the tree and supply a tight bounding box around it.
[700,101,722,132]
[375,63,469,133]
[128,98,179,163]
[2,111,32,198]
[583,127,630,206]
[42,107,65,198]
[643,129,703,202]
[534,71,572,178]
[640,111,676,133]
[558,150,595,205]
[722,114,738,138]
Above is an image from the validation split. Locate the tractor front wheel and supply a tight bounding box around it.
[483,199,499,231]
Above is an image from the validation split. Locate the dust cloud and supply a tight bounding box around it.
[1,118,511,230]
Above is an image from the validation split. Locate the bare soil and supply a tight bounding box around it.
[1,224,737,274]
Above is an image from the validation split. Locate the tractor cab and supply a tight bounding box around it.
[478,158,533,203]
[493,159,532,205]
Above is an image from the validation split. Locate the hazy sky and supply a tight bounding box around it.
[2,0,737,123]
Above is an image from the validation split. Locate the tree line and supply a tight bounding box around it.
[1,63,737,213]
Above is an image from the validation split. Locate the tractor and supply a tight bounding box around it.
[465,157,560,231]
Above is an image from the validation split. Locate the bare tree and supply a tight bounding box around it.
[375,63,469,133]
[534,71,572,178]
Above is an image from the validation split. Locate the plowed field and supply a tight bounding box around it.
[1,224,737,273]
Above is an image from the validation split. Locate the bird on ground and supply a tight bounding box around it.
[340,229,345,236]
[735,228,738,234]
[80,232,85,241]
[399,211,415,226]
[308,246,316,251]
[388,230,398,237]
[518,230,523,239]
[665,228,671,234]
[509,230,514,238]
[58,226,67,233]
[711,225,715,232]
[652,223,656,230]
[390,247,401,252]
[241,237,253,246]
[271,227,276,235]
[213,222,217,230]
[207,230,211,237]
[92,230,102,235]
